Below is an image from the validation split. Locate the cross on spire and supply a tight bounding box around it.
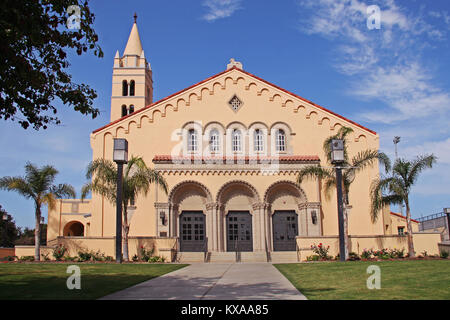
[134,12,137,23]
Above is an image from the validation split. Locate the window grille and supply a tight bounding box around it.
[228,95,242,112]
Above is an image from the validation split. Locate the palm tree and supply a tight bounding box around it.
[297,126,389,259]
[81,156,168,261]
[370,154,437,258]
[0,163,75,261]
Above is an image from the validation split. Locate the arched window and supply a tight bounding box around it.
[232,129,242,152]
[209,129,220,152]
[122,80,128,96]
[129,105,134,114]
[276,129,286,152]
[254,129,264,152]
[129,80,135,96]
[187,129,198,152]
[121,105,127,117]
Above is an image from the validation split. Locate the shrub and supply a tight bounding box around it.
[310,243,331,260]
[139,246,155,262]
[77,250,92,262]
[348,252,360,261]
[0,255,17,262]
[52,245,67,261]
[19,255,34,262]
[361,249,372,259]
[91,250,106,262]
[132,254,139,262]
[63,256,77,262]
[148,255,165,263]
[306,255,320,261]
[440,251,449,259]
[389,248,405,259]
[105,256,114,262]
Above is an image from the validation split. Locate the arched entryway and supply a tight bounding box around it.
[63,221,84,236]
[264,181,307,251]
[216,180,260,252]
[168,181,213,252]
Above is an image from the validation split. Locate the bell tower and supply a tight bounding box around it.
[110,14,153,122]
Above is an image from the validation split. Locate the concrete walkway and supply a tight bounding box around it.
[100,263,307,300]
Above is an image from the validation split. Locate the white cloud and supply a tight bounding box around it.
[202,0,243,22]
[297,0,450,124]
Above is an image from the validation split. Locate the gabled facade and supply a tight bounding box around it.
[44,19,441,261]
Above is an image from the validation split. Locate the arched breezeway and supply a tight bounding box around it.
[63,221,84,237]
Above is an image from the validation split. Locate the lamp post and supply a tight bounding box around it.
[2,213,7,247]
[331,139,346,262]
[113,138,128,263]
[444,208,450,241]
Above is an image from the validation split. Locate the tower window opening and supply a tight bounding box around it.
[122,80,128,96]
[130,80,135,96]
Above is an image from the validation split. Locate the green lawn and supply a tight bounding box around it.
[275,260,450,300]
[0,263,187,300]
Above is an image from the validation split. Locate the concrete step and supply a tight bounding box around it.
[209,252,236,263]
[240,251,268,262]
[177,252,205,263]
[269,251,299,263]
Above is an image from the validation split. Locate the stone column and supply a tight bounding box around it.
[218,203,225,252]
[252,202,265,251]
[206,202,216,252]
[298,203,308,236]
[265,203,273,251]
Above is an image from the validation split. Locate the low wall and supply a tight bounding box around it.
[297,232,441,261]
[0,248,15,259]
[15,246,55,259]
[15,237,177,262]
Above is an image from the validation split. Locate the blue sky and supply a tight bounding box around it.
[1,0,449,228]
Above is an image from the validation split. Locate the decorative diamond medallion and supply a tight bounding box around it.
[228,95,243,112]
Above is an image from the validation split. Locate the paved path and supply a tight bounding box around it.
[100,263,307,300]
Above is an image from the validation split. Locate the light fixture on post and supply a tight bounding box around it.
[113,138,128,263]
[330,139,346,262]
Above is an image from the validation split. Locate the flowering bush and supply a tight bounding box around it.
[52,245,67,261]
[139,245,155,262]
[311,243,331,260]
[361,249,373,259]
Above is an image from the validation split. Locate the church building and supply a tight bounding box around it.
[43,18,440,262]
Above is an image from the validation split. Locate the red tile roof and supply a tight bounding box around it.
[390,212,419,223]
[93,66,377,135]
[153,155,320,163]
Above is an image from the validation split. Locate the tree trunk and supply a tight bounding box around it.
[405,201,415,258]
[122,205,129,261]
[34,203,41,261]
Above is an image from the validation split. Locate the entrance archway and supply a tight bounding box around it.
[264,181,307,251]
[169,181,212,252]
[216,180,260,252]
[63,221,84,236]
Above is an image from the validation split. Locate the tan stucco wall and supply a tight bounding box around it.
[81,67,382,243]
[47,200,92,242]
